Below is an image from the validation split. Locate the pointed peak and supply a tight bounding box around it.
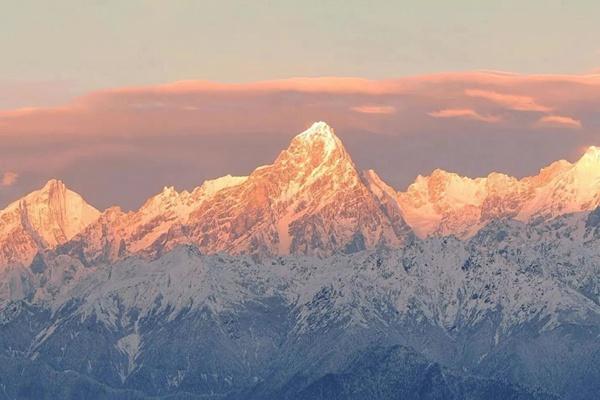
[41,178,66,192]
[580,145,600,160]
[531,159,572,180]
[285,121,348,161]
[297,121,335,137]
[574,146,600,169]
[147,185,180,203]
[0,178,100,252]
[427,168,462,182]
[262,122,358,191]
[294,121,341,151]
[430,168,452,177]
[14,179,71,207]
[161,185,177,195]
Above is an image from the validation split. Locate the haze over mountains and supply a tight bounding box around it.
[2,121,600,267]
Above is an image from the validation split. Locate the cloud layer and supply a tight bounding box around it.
[1,172,18,187]
[464,88,552,112]
[351,105,396,114]
[535,115,582,129]
[1,71,599,209]
[429,108,501,123]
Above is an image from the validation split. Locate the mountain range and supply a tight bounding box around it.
[3,122,600,266]
[1,122,599,399]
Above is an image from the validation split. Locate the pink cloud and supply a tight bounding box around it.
[465,88,552,112]
[0,71,597,144]
[351,105,396,114]
[96,77,410,97]
[428,108,501,123]
[535,115,582,129]
[1,171,18,187]
[3,71,600,209]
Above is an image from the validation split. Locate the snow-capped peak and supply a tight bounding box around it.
[41,178,65,193]
[2,180,101,241]
[576,145,600,165]
[268,121,357,194]
[395,146,600,238]
[296,121,337,141]
[0,180,101,266]
[159,121,410,257]
[292,121,344,157]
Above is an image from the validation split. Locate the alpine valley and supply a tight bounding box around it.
[1,122,599,400]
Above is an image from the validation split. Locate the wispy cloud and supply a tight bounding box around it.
[1,171,18,187]
[465,89,551,112]
[428,108,501,123]
[535,115,582,129]
[351,105,396,114]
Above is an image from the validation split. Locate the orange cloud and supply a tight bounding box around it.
[428,108,501,123]
[535,115,582,129]
[465,88,551,112]
[351,105,396,114]
[1,171,18,187]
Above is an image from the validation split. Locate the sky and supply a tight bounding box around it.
[1,1,600,209]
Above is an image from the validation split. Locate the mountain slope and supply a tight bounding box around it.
[3,221,599,399]
[290,345,555,400]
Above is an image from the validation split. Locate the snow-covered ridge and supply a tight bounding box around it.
[2,122,600,265]
[396,146,600,238]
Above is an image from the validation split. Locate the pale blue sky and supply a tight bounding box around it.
[2,0,600,108]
